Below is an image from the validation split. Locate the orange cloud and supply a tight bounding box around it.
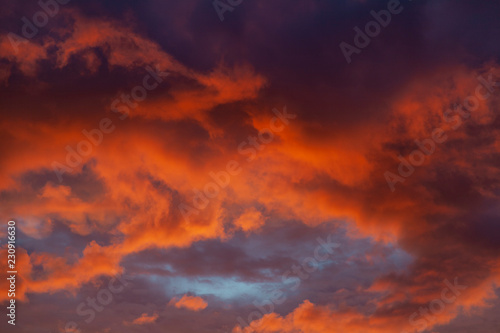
[0,7,499,332]
[0,34,48,76]
[27,241,123,296]
[169,295,208,312]
[128,313,159,325]
[234,208,264,232]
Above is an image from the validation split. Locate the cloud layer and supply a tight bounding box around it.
[0,0,499,332]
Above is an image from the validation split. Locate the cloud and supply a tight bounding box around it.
[128,312,159,325]
[0,1,500,332]
[169,295,208,312]
[233,208,264,233]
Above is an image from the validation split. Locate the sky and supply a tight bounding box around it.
[0,0,500,332]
